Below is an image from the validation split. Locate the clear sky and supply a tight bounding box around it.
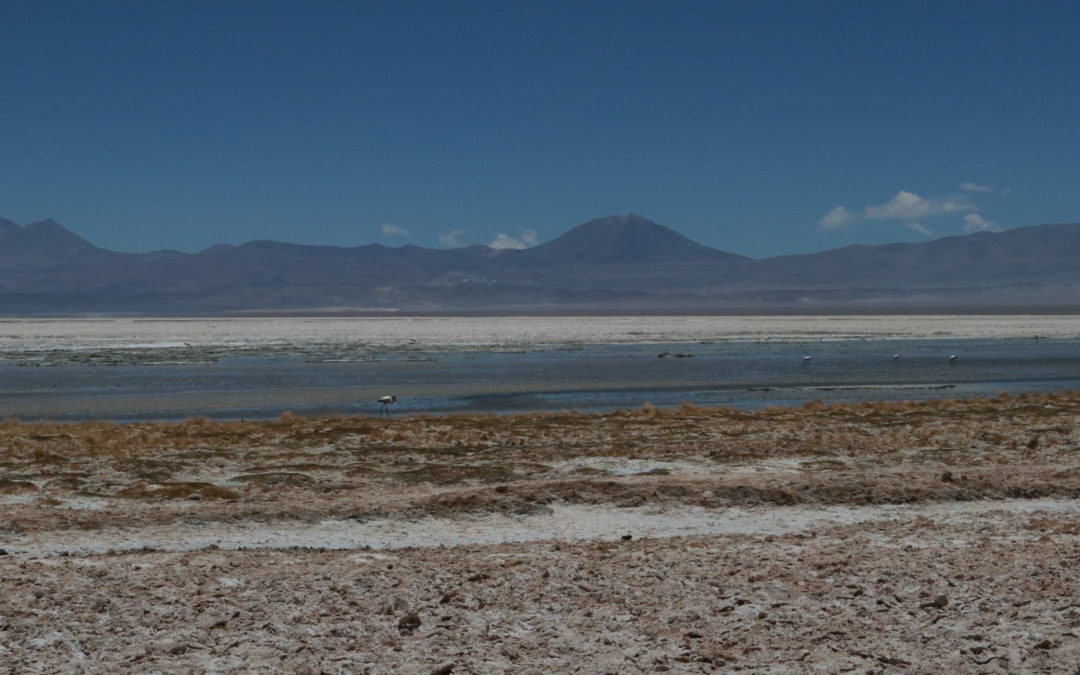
[2,0,1079,258]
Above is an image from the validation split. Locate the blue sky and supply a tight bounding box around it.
[2,1,1079,258]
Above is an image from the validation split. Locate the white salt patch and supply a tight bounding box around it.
[554,458,710,476]
[7,498,1079,558]
[3,315,1079,354]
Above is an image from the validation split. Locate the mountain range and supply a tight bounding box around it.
[1,213,1079,314]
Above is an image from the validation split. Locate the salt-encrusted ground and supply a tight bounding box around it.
[3,393,1079,673]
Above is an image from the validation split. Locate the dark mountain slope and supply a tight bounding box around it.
[0,218,103,264]
[743,222,1080,289]
[2,215,1080,313]
[502,214,748,266]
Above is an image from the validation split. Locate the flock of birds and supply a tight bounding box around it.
[378,352,967,416]
[802,353,959,367]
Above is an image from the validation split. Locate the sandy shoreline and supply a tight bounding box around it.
[3,393,1080,672]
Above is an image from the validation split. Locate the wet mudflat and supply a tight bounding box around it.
[2,393,1080,672]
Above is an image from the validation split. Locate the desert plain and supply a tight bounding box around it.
[2,393,1080,673]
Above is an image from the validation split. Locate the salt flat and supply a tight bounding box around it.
[3,314,1079,354]
[2,394,1079,672]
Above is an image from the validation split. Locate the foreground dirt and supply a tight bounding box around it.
[2,393,1080,672]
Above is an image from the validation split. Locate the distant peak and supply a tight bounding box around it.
[25,217,69,232]
[507,214,748,265]
[14,217,98,252]
[581,214,655,227]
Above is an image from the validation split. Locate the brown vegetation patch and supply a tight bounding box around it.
[41,473,88,491]
[229,472,315,486]
[0,477,37,494]
[0,390,1078,531]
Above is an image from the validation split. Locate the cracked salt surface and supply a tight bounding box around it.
[8,498,1080,558]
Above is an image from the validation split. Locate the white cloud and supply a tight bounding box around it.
[962,213,1001,233]
[819,188,999,238]
[818,206,853,229]
[489,227,539,250]
[381,223,409,237]
[438,229,466,247]
[863,190,974,220]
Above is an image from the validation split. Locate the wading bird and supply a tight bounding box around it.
[802,355,813,367]
[949,355,958,365]
[378,395,397,418]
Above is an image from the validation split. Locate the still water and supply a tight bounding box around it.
[1,316,1078,422]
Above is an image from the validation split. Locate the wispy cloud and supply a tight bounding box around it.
[962,213,1001,233]
[438,229,466,247]
[960,182,993,193]
[863,191,974,220]
[381,223,409,237]
[905,222,933,236]
[818,206,853,230]
[490,228,538,250]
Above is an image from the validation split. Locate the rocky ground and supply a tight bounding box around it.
[2,393,1080,673]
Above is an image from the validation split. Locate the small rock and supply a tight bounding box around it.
[149,639,187,655]
[430,666,454,675]
[921,594,948,609]
[621,534,633,541]
[1034,639,1055,649]
[940,471,953,483]
[398,612,421,633]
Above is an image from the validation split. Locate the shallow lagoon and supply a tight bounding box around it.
[1,315,1079,421]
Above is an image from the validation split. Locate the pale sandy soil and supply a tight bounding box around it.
[2,393,1080,673]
